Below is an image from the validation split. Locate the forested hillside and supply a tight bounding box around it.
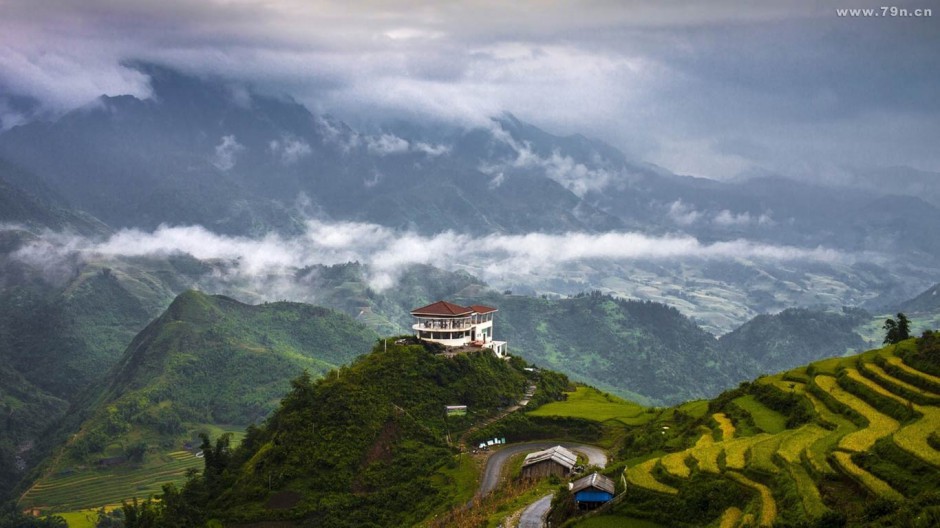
[718,307,870,374]
[105,339,560,527]
[16,290,378,512]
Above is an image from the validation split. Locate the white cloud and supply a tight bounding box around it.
[366,133,410,155]
[667,200,702,225]
[211,135,244,171]
[713,210,774,227]
[269,136,312,164]
[8,220,852,295]
[413,141,450,156]
[479,122,619,196]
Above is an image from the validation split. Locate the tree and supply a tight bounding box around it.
[883,312,912,344]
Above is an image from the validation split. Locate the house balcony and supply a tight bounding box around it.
[412,321,473,331]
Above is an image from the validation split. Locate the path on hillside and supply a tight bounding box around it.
[518,493,554,528]
[458,384,536,449]
[478,441,608,497]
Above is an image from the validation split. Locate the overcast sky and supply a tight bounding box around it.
[1,0,938,180]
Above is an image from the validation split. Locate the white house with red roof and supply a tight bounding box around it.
[410,300,508,357]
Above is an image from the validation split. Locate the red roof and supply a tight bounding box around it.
[411,301,473,317]
[470,304,498,314]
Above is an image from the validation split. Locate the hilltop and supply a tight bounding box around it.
[17,290,378,512]
[112,338,563,526]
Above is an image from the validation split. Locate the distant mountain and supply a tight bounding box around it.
[898,283,940,314]
[0,262,183,399]
[718,307,870,374]
[453,292,730,405]
[0,63,936,262]
[0,65,619,236]
[0,158,108,235]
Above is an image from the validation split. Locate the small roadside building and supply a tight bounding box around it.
[520,445,577,480]
[570,472,616,509]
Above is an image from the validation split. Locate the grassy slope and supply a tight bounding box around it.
[18,290,378,514]
[578,337,940,527]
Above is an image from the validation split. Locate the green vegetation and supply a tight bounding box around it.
[527,386,650,425]
[883,312,912,345]
[730,395,787,434]
[116,339,538,527]
[584,335,940,527]
[19,290,377,514]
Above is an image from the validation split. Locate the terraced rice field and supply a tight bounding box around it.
[614,345,938,526]
[718,507,742,528]
[689,431,722,473]
[814,375,900,452]
[862,363,940,403]
[625,459,677,495]
[20,451,202,512]
[660,451,691,478]
[777,425,828,464]
[724,435,767,470]
[732,395,787,434]
[831,451,903,501]
[528,386,652,425]
[726,471,776,527]
[894,406,940,467]
[786,462,828,520]
[713,413,735,440]
[747,433,786,474]
[884,356,940,393]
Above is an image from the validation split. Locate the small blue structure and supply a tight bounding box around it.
[570,472,615,509]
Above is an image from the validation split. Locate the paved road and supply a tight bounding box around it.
[518,493,554,528]
[478,441,608,497]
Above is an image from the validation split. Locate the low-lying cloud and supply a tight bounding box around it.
[9,220,852,292]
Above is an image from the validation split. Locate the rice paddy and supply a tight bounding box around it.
[614,344,940,526]
[726,471,776,527]
[20,451,202,512]
[528,385,652,425]
[712,412,735,440]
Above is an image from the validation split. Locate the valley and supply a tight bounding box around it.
[0,26,936,527]
[28,330,936,527]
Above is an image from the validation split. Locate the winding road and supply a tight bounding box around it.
[518,493,554,528]
[478,441,608,497]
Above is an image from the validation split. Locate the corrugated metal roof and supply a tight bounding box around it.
[410,300,473,316]
[470,304,498,314]
[522,445,577,469]
[570,472,615,495]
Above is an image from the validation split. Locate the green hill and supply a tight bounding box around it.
[109,339,550,527]
[47,329,940,527]
[575,333,940,527]
[0,362,68,501]
[17,290,378,512]
[717,307,870,375]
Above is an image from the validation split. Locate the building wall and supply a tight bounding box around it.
[521,460,570,480]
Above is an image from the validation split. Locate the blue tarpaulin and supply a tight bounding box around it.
[575,490,613,503]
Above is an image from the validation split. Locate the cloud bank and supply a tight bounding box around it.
[9,220,852,292]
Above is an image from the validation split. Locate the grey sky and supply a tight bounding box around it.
[1,0,938,180]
